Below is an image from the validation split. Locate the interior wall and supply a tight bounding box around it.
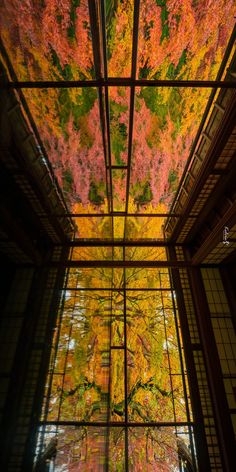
[0,248,68,472]
[201,267,236,439]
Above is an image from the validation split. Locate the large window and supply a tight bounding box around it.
[36,247,196,470]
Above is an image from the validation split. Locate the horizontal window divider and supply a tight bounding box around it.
[60,287,173,291]
[38,420,194,428]
[39,213,181,218]
[48,260,192,268]
[6,78,236,89]
[111,346,125,350]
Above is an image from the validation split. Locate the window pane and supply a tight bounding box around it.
[130,86,212,213]
[109,87,130,165]
[138,0,235,80]
[1,1,95,80]
[106,1,134,77]
[127,291,188,423]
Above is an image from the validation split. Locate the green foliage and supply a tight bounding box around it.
[156,0,166,5]
[174,13,181,26]
[111,121,127,164]
[106,0,117,23]
[168,169,178,184]
[144,20,154,41]
[140,87,158,114]
[56,14,63,25]
[140,84,183,140]
[63,169,73,193]
[140,88,168,126]
[89,182,104,205]
[67,0,81,41]
[156,0,170,43]
[50,47,63,75]
[110,99,127,117]
[167,49,187,79]
[106,0,118,61]
[176,48,187,76]
[169,88,182,119]
[110,99,128,163]
[72,88,97,124]
[74,345,87,369]
[139,63,152,79]
[114,463,124,472]
[62,64,73,80]
[58,87,97,132]
[58,89,71,130]
[50,47,73,80]
[119,122,127,139]
[168,170,179,193]
[135,182,153,204]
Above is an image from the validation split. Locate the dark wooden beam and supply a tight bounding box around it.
[55,239,182,247]
[4,78,236,89]
[53,212,180,218]
[48,260,191,268]
[39,420,193,427]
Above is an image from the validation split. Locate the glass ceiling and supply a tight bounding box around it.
[0,0,235,240]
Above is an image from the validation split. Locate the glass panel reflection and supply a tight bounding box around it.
[125,246,166,261]
[73,216,112,239]
[1,1,95,80]
[138,0,235,80]
[112,169,127,212]
[127,290,187,423]
[128,426,193,471]
[109,87,130,165]
[19,87,107,216]
[35,425,194,471]
[109,428,126,471]
[67,268,113,289]
[130,86,212,213]
[113,268,125,290]
[46,289,111,422]
[71,247,114,261]
[125,216,165,239]
[110,349,125,421]
[106,0,134,77]
[111,292,124,347]
[113,216,125,239]
[125,268,171,289]
[35,426,128,471]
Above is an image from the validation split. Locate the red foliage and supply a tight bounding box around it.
[40,102,106,206]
